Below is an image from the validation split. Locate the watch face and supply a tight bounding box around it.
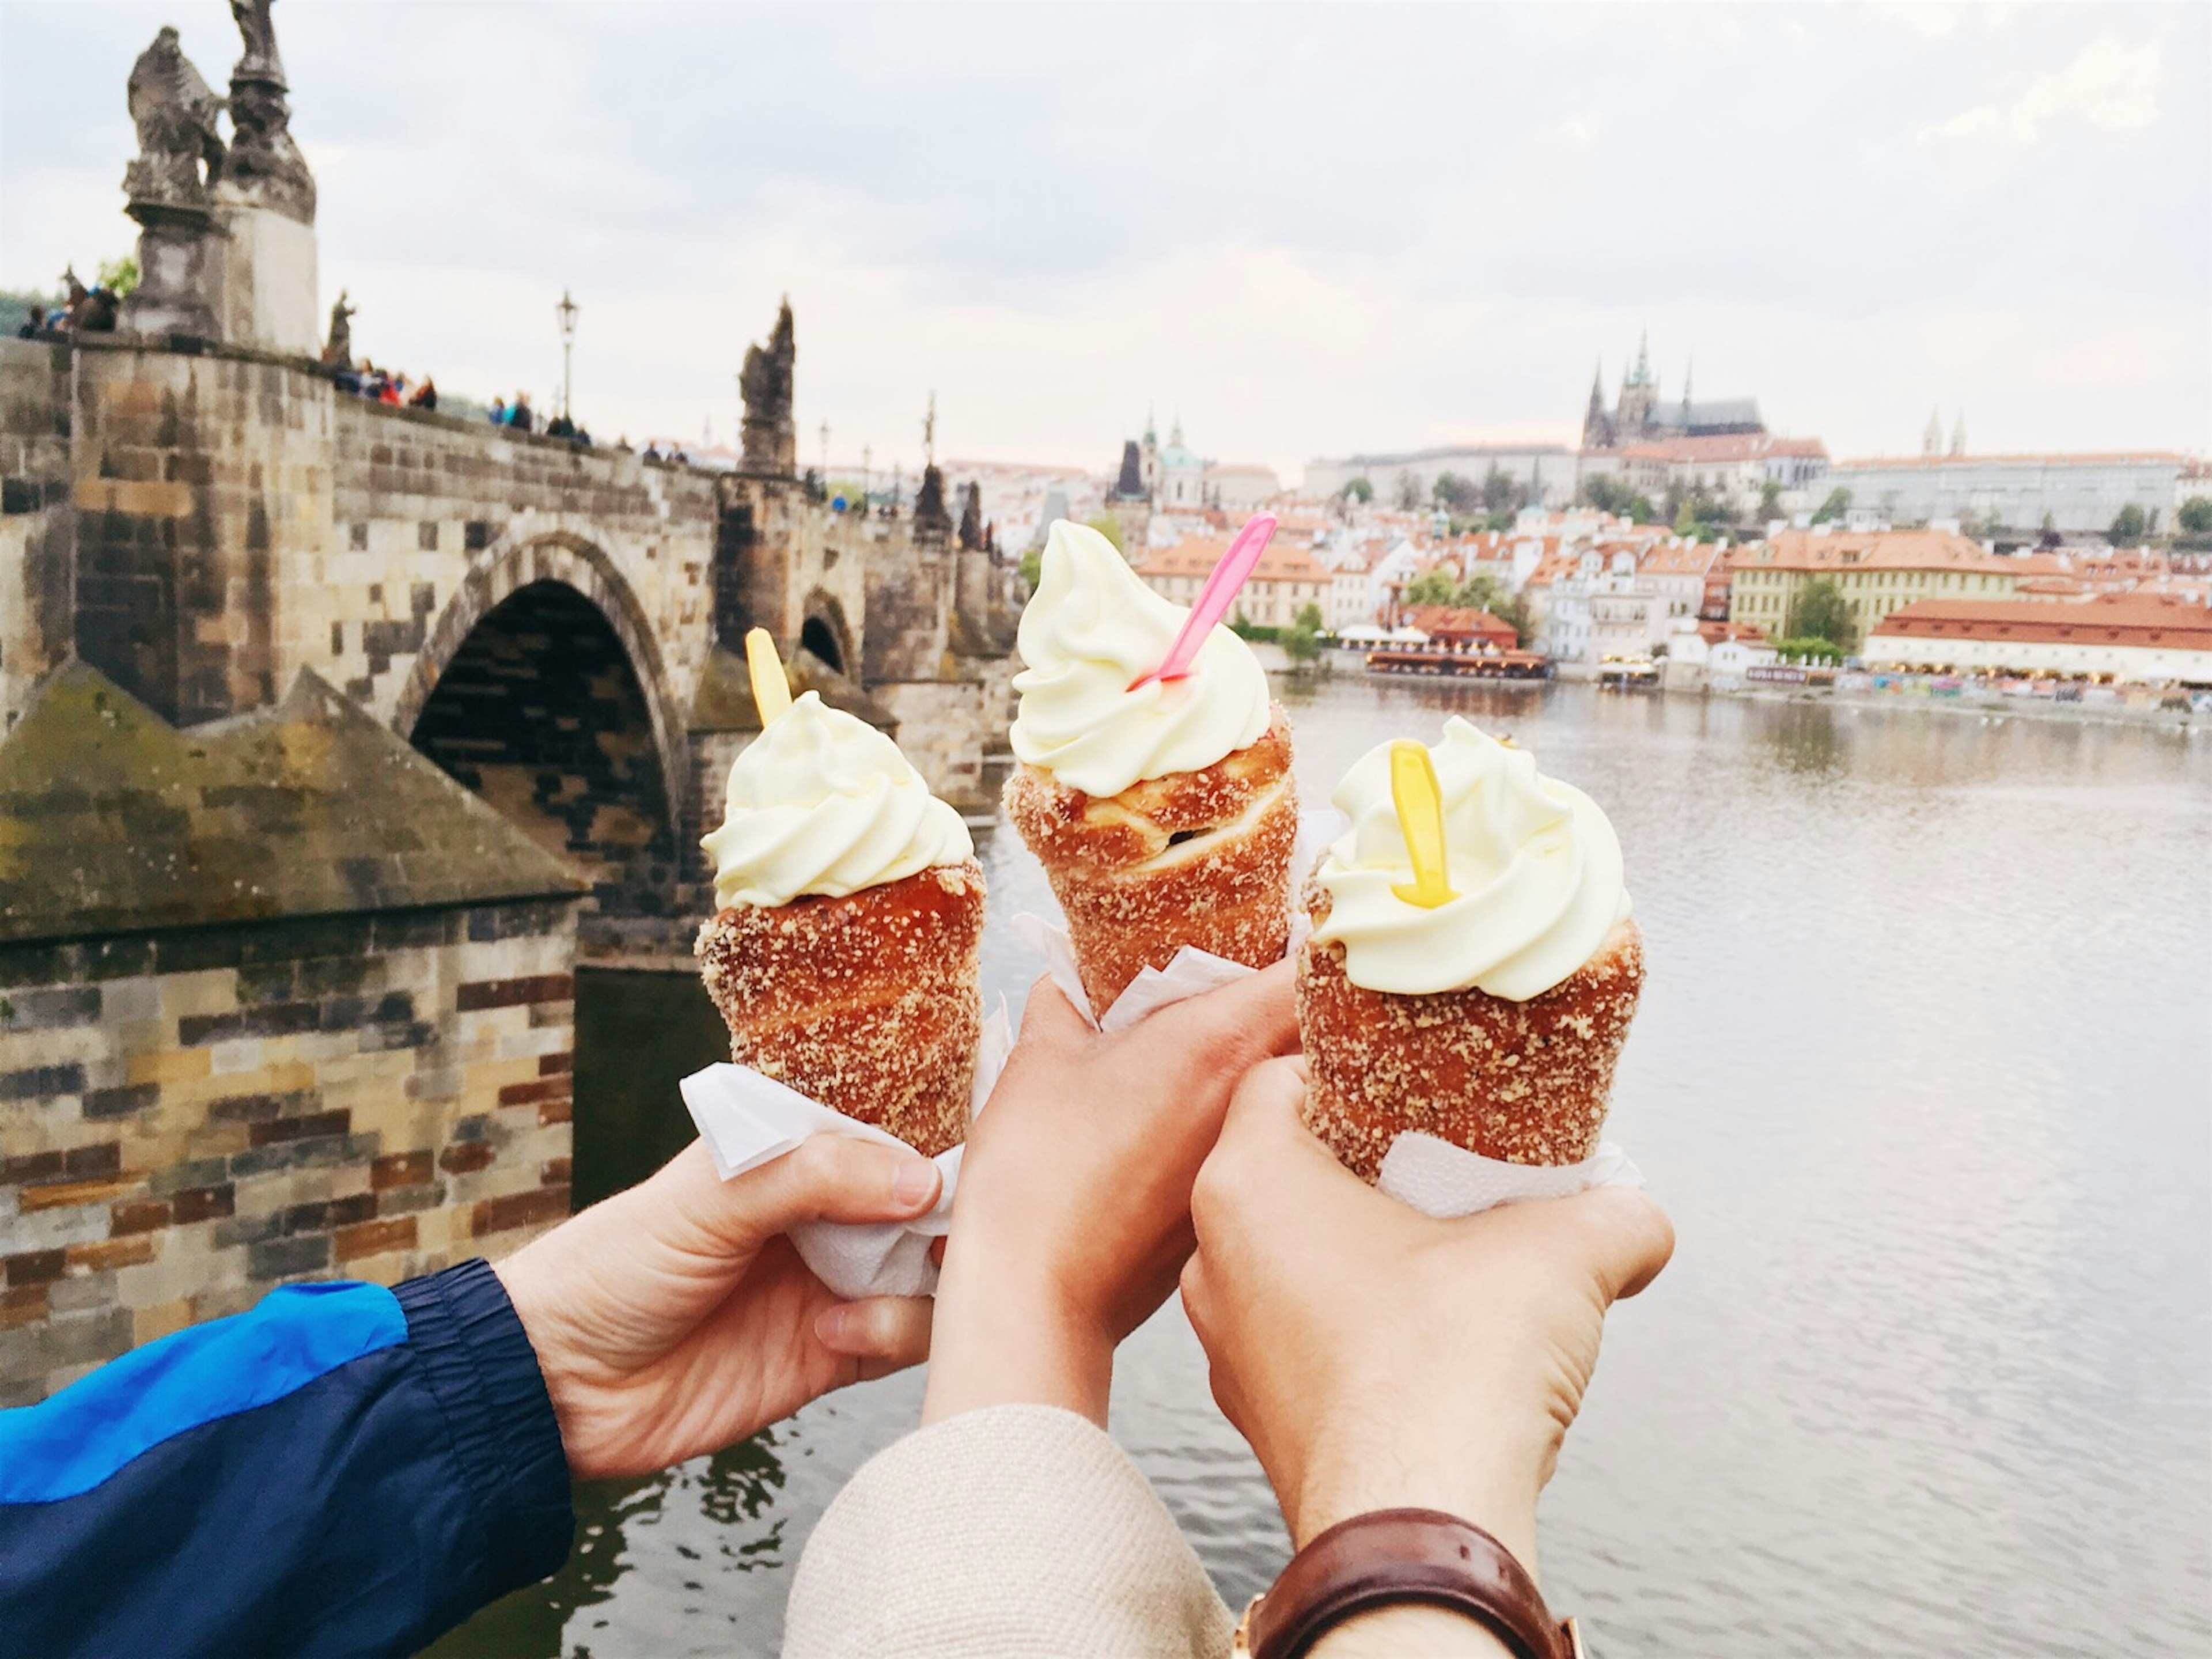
[1231,1593,1263,1658]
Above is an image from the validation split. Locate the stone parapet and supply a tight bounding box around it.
[0,897,579,1405]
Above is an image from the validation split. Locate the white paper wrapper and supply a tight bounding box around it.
[679,999,1012,1301]
[1376,1134,1642,1220]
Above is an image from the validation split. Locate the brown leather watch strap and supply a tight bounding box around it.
[1242,1509,1574,1659]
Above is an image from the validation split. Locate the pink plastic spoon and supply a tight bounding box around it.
[1129,512,1279,691]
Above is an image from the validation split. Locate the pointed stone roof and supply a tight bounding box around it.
[0,662,588,944]
[687,645,896,734]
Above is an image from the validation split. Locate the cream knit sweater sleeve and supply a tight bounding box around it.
[783,1403,1238,1658]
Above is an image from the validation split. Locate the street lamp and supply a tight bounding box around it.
[555,289,579,422]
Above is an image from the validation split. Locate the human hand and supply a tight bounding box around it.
[496,1135,941,1480]
[923,963,1299,1426]
[1181,1057,1673,1580]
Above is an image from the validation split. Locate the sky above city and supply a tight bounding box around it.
[3,1,2206,484]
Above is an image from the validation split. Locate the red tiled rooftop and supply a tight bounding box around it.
[1871,594,2212,650]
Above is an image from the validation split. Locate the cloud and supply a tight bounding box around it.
[1922,35,2162,143]
[2,1,2205,472]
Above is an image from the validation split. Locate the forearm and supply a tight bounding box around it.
[0,1262,571,1656]
[923,1219,1114,1425]
[1313,1607,1514,1658]
[788,1403,1234,1658]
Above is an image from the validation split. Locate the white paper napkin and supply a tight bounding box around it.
[679,999,1012,1301]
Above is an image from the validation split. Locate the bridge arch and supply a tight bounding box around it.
[397,532,691,956]
[798,589,855,676]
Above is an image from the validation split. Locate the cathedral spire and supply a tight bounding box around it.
[1949,411,1966,457]
[1923,406,1944,457]
[1582,359,1614,452]
[1633,328,1650,387]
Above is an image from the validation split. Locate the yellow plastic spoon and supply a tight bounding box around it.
[745,627,793,726]
[1388,738,1458,909]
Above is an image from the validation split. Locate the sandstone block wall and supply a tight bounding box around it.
[68,340,335,728]
[875,679,991,809]
[325,393,721,738]
[0,897,579,1406]
[0,340,73,735]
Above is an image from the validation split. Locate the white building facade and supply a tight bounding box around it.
[1827,453,2188,533]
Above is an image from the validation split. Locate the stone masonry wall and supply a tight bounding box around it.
[68,340,335,728]
[874,679,991,809]
[324,393,722,738]
[0,897,579,1406]
[0,340,74,736]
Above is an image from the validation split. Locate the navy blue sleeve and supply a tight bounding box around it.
[0,1259,573,1658]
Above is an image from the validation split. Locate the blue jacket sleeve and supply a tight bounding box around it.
[0,1258,574,1658]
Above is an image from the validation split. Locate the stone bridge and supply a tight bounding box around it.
[0,316,1018,960]
[0,6,1019,1402]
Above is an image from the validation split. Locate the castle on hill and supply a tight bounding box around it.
[1581,334,1766,451]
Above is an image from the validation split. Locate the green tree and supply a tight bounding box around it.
[1784,577,1858,653]
[1772,635,1844,664]
[1810,486,1852,526]
[2109,503,2147,543]
[1018,547,1043,592]
[1580,473,1631,516]
[1758,478,1783,521]
[1084,512,1124,553]
[1341,476,1374,505]
[1432,471,1482,514]
[1283,603,1326,666]
[1399,569,1461,608]
[1395,470,1424,512]
[2178,497,2212,534]
[1481,463,1524,514]
[97,255,139,298]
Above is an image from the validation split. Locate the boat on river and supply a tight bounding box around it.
[1363,647,1551,680]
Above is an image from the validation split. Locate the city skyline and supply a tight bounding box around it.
[2,1,2205,479]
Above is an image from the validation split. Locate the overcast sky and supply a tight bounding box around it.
[3,1,2206,483]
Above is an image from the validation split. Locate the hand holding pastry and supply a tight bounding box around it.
[1181,1058,1673,1572]
[497,1135,942,1481]
[923,963,1298,1427]
[1003,521,1298,1017]
[1300,718,1642,1179]
[696,664,985,1157]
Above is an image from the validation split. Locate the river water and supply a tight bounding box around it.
[431,676,2212,1658]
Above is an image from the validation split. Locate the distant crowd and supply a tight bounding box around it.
[485,393,593,446]
[14,270,122,339]
[336,362,437,411]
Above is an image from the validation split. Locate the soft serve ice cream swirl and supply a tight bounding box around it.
[703,691,973,908]
[1312,718,1629,1001]
[1010,520,1272,798]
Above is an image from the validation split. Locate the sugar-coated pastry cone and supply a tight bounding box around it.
[695,676,983,1157]
[696,861,985,1158]
[1003,710,1297,1020]
[1297,881,1643,1180]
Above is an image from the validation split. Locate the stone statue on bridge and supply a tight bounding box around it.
[322,289,354,369]
[224,0,316,224]
[739,300,797,475]
[118,28,225,339]
[230,0,284,79]
[124,27,226,209]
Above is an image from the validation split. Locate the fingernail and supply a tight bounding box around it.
[892,1158,938,1209]
[815,1305,853,1349]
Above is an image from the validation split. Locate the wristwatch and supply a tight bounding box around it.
[1232,1509,1584,1659]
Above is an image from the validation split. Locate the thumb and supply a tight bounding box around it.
[1146,957,1301,1069]
[657,1135,942,1258]
[1195,1055,1381,1244]
[1541,1186,1676,1304]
